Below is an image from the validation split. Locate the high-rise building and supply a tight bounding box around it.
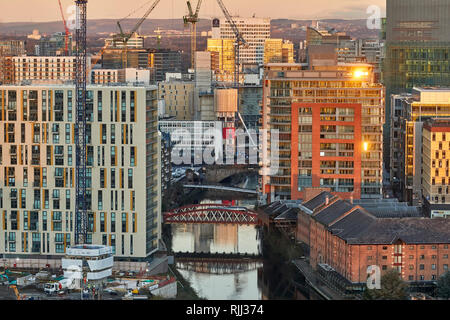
[148,49,182,83]
[158,81,195,120]
[264,39,294,64]
[0,84,161,259]
[384,0,450,168]
[261,63,384,202]
[36,32,73,56]
[207,38,235,83]
[422,119,450,218]
[211,17,271,65]
[394,88,450,205]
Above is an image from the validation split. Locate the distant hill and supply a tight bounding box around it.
[0,18,379,39]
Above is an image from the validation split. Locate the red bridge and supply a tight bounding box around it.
[164,204,259,224]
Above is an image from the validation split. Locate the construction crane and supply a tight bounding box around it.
[215,0,248,87]
[58,0,71,55]
[74,0,88,245]
[214,1,256,148]
[183,0,202,69]
[114,0,161,68]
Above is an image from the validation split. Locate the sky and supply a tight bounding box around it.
[0,0,386,23]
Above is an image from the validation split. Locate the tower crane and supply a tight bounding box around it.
[113,0,161,68]
[74,0,88,245]
[58,0,71,55]
[214,0,256,148]
[183,0,202,69]
[215,0,248,87]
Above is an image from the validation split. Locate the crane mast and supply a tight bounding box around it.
[215,0,247,87]
[183,0,202,69]
[74,0,88,245]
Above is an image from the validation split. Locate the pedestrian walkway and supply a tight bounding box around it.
[292,259,344,300]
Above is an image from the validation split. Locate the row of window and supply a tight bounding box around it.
[2,211,137,234]
[0,89,137,123]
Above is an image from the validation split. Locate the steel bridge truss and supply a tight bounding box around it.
[176,260,262,275]
[164,204,259,224]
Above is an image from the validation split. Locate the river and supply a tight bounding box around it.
[171,223,263,300]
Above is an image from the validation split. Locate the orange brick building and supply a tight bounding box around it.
[290,103,362,200]
[297,191,450,285]
[261,63,384,203]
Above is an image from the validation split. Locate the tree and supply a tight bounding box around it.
[364,269,408,300]
[437,271,450,299]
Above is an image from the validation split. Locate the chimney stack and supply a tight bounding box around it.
[325,196,329,205]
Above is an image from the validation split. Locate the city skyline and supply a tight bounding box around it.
[0,0,386,23]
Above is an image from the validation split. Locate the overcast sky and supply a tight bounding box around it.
[0,0,386,23]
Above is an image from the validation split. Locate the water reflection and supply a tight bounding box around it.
[172,223,262,300]
[172,224,261,255]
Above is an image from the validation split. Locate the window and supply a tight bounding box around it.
[98,190,103,210]
[431,264,436,270]
[420,275,424,281]
[382,265,387,270]
[420,255,425,260]
[122,213,127,233]
[100,212,105,232]
[419,264,424,270]
[128,169,133,189]
[382,246,388,250]
[367,256,373,260]
[444,254,448,259]
[409,265,413,270]
[408,275,414,281]
[382,256,387,260]
[111,213,116,233]
[409,255,414,259]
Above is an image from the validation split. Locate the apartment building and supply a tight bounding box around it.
[0,84,161,260]
[158,81,195,120]
[395,88,450,205]
[13,57,80,84]
[422,119,450,218]
[297,191,450,289]
[261,63,384,202]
